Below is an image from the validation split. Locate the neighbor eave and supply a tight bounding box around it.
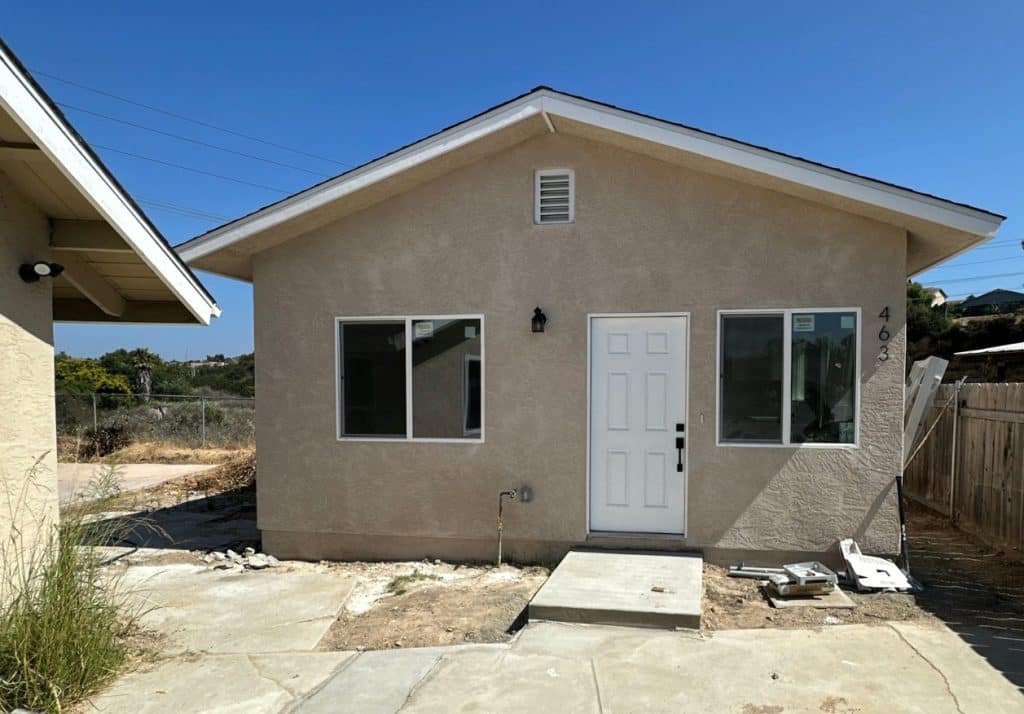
[0,38,220,324]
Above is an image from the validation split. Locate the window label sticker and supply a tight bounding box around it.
[464,326,477,339]
[793,315,815,332]
[414,321,434,338]
[841,315,855,329]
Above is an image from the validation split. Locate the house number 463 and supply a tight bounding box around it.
[878,306,891,361]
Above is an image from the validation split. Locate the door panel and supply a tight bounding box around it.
[590,316,687,534]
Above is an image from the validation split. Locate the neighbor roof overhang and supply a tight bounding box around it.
[176,87,1005,281]
[956,342,1024,357]
[0,39,220,324]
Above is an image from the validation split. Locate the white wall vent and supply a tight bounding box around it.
[535,169,574,224]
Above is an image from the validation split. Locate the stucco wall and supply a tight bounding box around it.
[253,132,906,564]
[0,170,58,576]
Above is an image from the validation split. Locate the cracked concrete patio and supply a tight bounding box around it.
[87,554,1022,714]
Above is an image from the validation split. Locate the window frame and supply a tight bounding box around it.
[534,168,575,225]
[335,314,485,444]
[715,307,861,449]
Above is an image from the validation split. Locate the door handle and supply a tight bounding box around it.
[676,436,685,472]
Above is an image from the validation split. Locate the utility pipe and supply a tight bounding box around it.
[497,489,518,566]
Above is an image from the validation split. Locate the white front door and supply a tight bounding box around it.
[589,315,688,534]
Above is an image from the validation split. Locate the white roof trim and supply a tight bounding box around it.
[0,44,219,324]
[178,87,1003,265]
[956,341,1024,356]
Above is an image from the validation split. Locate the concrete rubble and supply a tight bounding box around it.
[202,547,281,571]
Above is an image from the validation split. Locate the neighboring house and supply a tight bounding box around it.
[958,289,1024,316]
[178,87,1003,565]
[0,40,219,558]
[922,286,947,307]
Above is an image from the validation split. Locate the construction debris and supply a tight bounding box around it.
[839,539,911,592]
[728,561,838,597]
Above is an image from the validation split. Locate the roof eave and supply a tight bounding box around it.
[176,86,1004,271]
[0,38,220,325]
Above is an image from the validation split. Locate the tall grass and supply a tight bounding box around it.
[0,457,141,713]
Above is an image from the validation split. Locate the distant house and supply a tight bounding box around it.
[922,287,947,307]
[179,86,1004,565]
[951,341,1024,382]
[958,289,1024,316]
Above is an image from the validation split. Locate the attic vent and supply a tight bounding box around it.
[535,169,574,224]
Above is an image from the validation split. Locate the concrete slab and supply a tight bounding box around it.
[58,462,215,504]
[529,550,702,629]
[89,620,1023,713]
[294,645,504,714]
[116,563,354,655]
[89,651,353,713]
[403,621,1023,713]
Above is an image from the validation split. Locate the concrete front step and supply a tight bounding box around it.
[529,549,702,629]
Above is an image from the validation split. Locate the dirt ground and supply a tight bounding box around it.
[58,435,249,465]
[65,451,255,516]
[703,503,1024,634]
[702,563,933,630]
[315,560,549,651]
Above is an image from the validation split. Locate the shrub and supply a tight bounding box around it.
[79,423,132,459]
[0,461,140,712]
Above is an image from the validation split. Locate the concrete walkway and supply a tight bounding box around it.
[92,619,1022,713]
[58,462,215,504]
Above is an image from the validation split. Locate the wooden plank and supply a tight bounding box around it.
[959,407,1024,424]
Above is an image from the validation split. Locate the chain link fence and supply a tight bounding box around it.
[56,393,255,449]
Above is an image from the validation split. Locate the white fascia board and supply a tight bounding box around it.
[178,101,544,263]
[0,48,219,324]
[179,87,1003,263]
[535,91,1003,238]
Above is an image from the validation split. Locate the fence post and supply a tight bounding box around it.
[92,393,98,431]
[201,396,206,446]
[948,380,963,518]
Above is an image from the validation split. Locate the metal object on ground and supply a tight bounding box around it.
[839,538,911,592]
[729,561,838,598]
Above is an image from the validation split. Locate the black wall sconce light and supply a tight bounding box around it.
[19,261,64,283]
[531,306,547,333]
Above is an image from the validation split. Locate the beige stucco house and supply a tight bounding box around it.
[179,87,1002,565]
[0,39,219,561]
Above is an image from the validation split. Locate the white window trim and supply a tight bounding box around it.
[534,168,575,224]
[334,314,485,444]
[715,307,862,450]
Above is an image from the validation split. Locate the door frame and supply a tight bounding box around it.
[585,312,691,536]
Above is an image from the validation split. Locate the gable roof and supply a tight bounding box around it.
[176,86,1004,281]
[0,38,219,324]
[959,289,1024,310]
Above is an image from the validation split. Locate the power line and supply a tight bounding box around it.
[927,270,1024,285]
[925,255,1024,272]
[135,196,231,223]
[32,67,352,168]
[91,143,292,194]
[956,239,1023,252]
[60,102,332,178]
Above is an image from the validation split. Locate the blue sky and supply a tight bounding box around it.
[6,2,1022,359]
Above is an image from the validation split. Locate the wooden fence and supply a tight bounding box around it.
[905,382,1024,554]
